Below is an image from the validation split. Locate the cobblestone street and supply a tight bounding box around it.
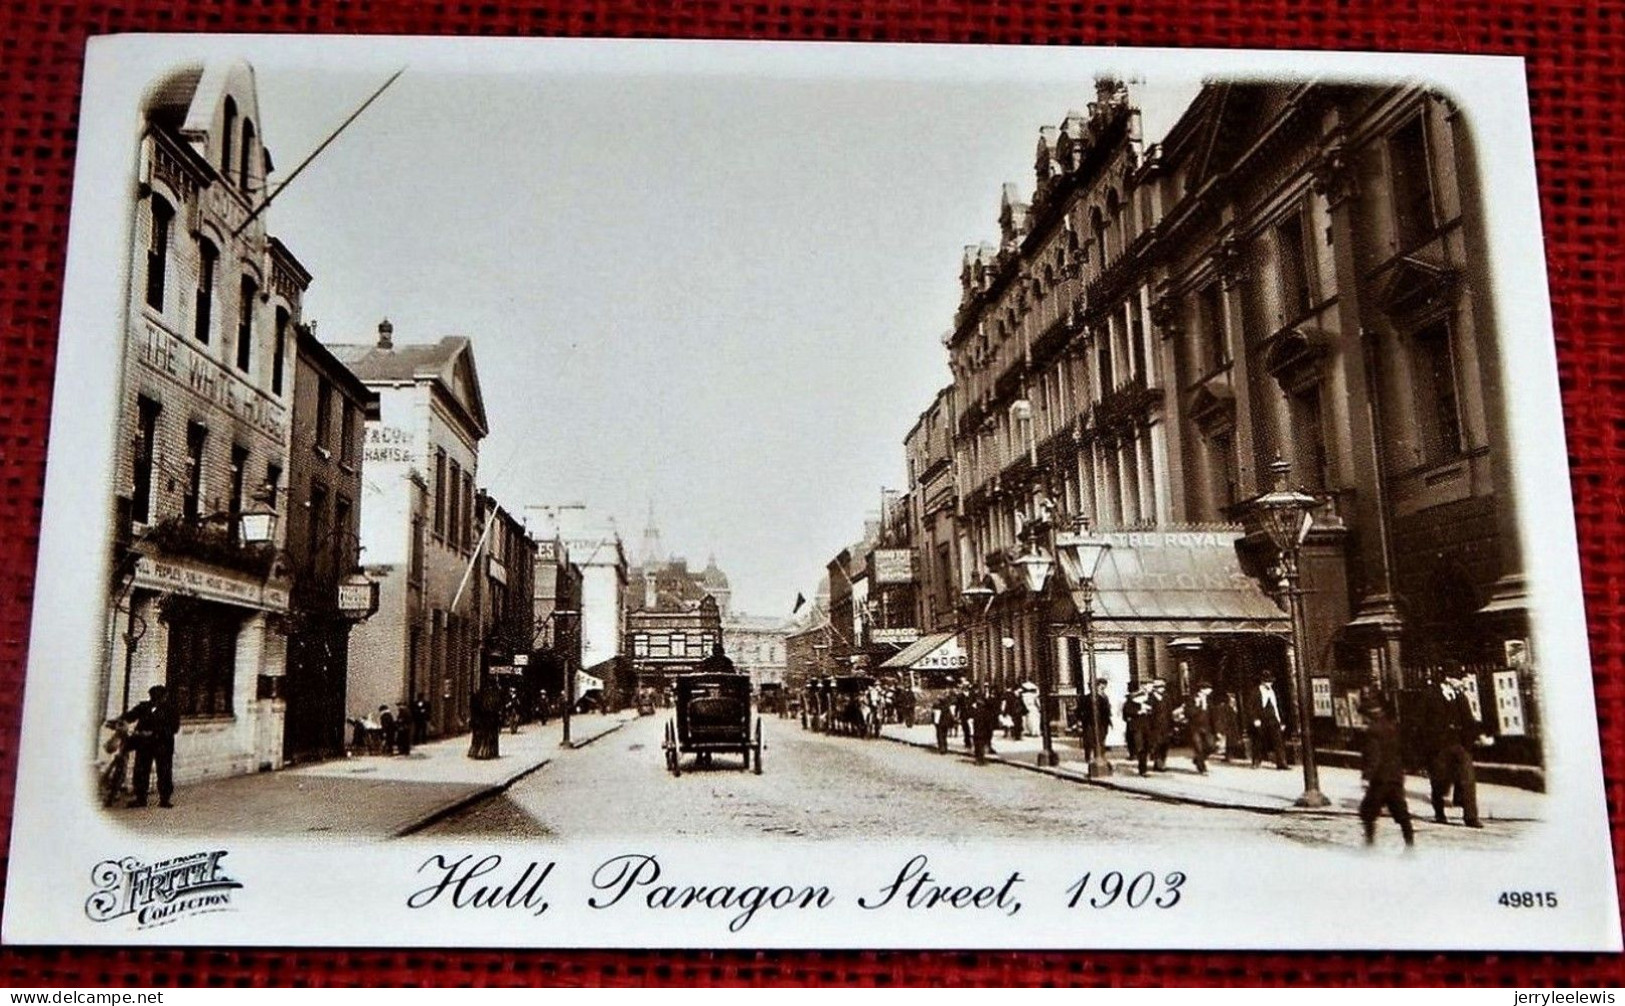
[421,712,1529,853]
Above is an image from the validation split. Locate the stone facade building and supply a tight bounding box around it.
[328,322,489,738]
[910,79,1537,774]
[721,614,792,689]
[103,62,309,781]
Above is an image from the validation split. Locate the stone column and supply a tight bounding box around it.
[1313,124,1405,685]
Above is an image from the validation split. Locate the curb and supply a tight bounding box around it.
[565,718,628,750]
[875,731,1539,823]
[391,720,627,838]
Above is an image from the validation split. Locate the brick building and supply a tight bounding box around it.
[103,61,309,781]
[477,491,537,692]
[282,325,379,762]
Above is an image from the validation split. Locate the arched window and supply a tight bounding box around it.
[144,195,173,312]
[1089,206,1106,266]
[240,119,256,193]
[221,97,237,178]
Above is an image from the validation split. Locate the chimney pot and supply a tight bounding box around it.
[378,318,394,350]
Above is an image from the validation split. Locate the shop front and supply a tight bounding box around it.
[1050,527,1293,750]
[109,554,292,782]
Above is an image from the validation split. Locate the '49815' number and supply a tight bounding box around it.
[1499,891,1558,908]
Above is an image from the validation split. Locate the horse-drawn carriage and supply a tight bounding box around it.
[662,673,763,775]
[823,674,877,737]
[757,681,787,718]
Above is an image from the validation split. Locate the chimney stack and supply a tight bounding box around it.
[377,318,394,350]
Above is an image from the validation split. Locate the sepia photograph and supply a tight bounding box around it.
[2,35,1615,950]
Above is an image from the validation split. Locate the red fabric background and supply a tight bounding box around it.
[0,0,1620,988]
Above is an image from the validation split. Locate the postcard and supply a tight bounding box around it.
[3,34,1617,950]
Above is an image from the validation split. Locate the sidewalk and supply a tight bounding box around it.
[879,723,1545,821]
[104,712,629,839]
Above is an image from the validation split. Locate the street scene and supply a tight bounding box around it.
[87,53,1549,851]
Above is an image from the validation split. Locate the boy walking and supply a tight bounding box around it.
[1359,690,1414,847]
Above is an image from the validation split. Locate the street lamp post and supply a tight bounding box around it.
[1252,455,1329,809]
[1054,517,1113,779]
[959,584,993,692]
[1012,548,1058,767]
[535,608,581,748]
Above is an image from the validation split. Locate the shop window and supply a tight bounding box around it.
[167,607,238,719]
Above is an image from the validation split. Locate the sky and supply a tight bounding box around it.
[251,53,1201,617]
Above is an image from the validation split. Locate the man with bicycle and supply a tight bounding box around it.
[123,684,180,808]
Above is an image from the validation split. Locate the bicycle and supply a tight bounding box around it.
[98,718,133,808]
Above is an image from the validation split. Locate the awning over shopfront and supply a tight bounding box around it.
[880,631,967,671]
[1060,529,1289,638]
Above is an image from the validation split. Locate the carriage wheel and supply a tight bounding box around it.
[752,718,764,775]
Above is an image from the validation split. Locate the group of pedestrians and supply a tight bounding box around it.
[930,683,1027,764]
[918,667,1493,851]
[350,699,429,757]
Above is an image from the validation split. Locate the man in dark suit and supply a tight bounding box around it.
[1246,680,1289,769]
[1183,684,1216,775]
[1423,672,1488,828]
[123,684,180,808]
[932,692,957,754]
[1147,680,1173,772]
[1078,679,1114,759]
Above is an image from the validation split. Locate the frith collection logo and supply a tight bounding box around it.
[84,851,242,928]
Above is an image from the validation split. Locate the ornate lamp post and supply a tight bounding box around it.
[1012,548,1058,766]
[1251,455,1329,809]
[1054,517,1113,778]
[960,584,993,690]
